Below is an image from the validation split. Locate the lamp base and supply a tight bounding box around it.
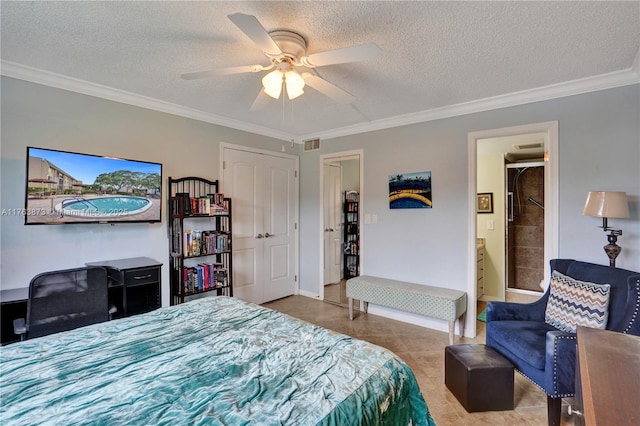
[604,233,622,268]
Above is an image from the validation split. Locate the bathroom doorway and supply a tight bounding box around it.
[472,122,558,307]
[320,151,362,306]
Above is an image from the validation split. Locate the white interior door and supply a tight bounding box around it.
[262,154,297,302]
[323,163,341,284]
[223,147,297,304]
[223,148,263,303]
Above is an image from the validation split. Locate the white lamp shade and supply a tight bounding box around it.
[262,70,283,99]
[284,70,305,100]
[582,191,630,218]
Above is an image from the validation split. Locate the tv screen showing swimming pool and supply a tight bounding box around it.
[24,147,162,225]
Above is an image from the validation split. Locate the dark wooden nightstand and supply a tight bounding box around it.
[87,257,162,318]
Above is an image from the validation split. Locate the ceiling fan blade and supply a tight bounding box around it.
[301,43,381,68]
[302,73,355,104]
[228,13,282,56]
[181,64,269,80]
[250,90,271,111]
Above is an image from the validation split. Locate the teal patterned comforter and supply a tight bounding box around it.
[1,297,434,425]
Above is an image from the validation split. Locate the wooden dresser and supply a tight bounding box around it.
[573,327,640,425]
[476,239,485,299]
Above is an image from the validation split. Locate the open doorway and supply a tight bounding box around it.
[477,134,548,299]
[467,122,558,338]
[320,151,362,306]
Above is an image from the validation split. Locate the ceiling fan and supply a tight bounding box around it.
[181,13,382,109]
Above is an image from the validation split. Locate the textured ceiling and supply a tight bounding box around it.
[1,1,639,141]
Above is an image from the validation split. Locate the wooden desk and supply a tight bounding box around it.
[86,257,162,318]
[1,258,162,344]
[0,290,29,345]
[575,327,640,425]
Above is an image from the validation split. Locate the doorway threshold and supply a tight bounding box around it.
[506,288,542,303]
[507,287,543,296]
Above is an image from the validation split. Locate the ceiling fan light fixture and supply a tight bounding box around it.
[185,13,383,107]
[284,70,305,100]
[262,70,284,99]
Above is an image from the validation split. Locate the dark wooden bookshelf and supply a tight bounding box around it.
[343,191,359,279]
[168,177,232,305]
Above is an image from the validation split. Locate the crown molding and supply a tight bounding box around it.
[2,60,638,144]
[299,66,640,142]
[0,60,295,142]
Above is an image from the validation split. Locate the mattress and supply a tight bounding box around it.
[0,296,433,425]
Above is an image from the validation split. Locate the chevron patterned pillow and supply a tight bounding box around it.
[544,271,611,333]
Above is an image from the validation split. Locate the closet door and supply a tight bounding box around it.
[223,148,263,303]
[262,154,296,301]
[223,147,296,304]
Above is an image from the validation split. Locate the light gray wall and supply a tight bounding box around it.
[299,85,640,302]
[0,77,296,305]
[3,77,639,314]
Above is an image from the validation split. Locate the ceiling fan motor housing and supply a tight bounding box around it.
[268,30,307,61]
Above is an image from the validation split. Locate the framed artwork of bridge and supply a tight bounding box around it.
[388,171,432,209]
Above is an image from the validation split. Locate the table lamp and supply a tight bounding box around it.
[582,191,630,267]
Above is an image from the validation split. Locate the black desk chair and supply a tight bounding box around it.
[13,266,114,341]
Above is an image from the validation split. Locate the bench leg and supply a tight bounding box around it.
[363,301,368,314]
[448,321,454,345]
[349,298,354,320]
[447,313,467,345]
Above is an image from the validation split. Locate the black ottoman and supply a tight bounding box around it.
[444,344,514,412]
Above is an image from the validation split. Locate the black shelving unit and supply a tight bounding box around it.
[168,177,232,305]
[343,191,359,279]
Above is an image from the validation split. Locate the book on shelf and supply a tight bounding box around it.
[345,191,359,202]
[173,192,229,216]
[207,193,229,213]
[187,193,229,216]
[183,230,230,257]
[175,192,192,215]
[198,197,211,215]
[182,263,229,293]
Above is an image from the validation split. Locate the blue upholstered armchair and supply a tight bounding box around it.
[486,259,640,426]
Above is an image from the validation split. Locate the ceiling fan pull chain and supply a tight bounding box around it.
[282,86,286,128]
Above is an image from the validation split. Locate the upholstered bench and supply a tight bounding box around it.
[346,275,467,344]
[444,344,514,412]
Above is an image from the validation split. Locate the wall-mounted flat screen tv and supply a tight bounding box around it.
[25,147,162,225]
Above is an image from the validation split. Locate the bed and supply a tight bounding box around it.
[1,296,433,425]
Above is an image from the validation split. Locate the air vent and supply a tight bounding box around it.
[304,138,320,151]
[512,142,544,150]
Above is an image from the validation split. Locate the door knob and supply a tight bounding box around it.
[255,234,264,239]
[264,232,272,238]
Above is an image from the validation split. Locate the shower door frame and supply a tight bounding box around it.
[505,161,546,295]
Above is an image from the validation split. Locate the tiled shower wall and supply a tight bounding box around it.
[507,166,544,292]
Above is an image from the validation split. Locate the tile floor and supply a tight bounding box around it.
[263,295,574,426]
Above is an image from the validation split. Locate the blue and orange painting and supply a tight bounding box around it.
[388,171,432,209]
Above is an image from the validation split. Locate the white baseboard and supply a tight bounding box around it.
[298,289,321,299]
